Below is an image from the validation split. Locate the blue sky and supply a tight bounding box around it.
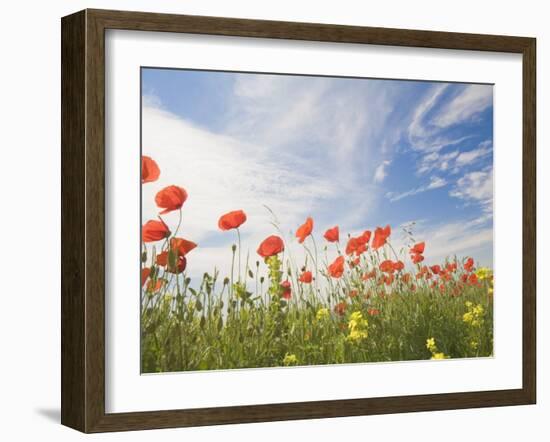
[141,68,493,283]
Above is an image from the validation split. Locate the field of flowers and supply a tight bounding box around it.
[141,155,494,373]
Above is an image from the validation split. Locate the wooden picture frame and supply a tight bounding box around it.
[61,8,536,433]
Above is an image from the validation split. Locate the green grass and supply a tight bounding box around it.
[141,267,493,373]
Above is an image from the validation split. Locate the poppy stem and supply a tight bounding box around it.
[237,228,242,283]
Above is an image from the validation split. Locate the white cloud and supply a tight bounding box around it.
[455,141,492,167]
[386,176,447,202]
[449,167,493,214]
[407,84,492,154]
[373,160,391,183]
[433,84,493,128]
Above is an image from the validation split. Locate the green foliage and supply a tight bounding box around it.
[141,276,493,373]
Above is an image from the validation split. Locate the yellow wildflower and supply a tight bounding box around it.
[431,352,448,360]
[470,340,479,350]
[426,337,437,353]
[316,308,330,321]
[283,353,298,366]
[475,267,492,281]
[347,311,368,342]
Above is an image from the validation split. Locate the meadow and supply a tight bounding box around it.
[141,155,493,373]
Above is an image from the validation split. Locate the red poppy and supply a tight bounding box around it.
[410,242,425,255]
[218,210,247,231]
[141,268,150,286]
[349,289,358,298]
[156,251,169,266]
[156,251,187,274]
[379,260,395,274]
[296,217,314,243]
[468,273,479,285]
[334,302,347,316]
[328,255,345,278]
[461,273,468,283]
[362,269,377,280]
[367,308,380,316]
[464,257,474,272]
[147,278,164,293]
[372,225,391,249]
[402,273,411,284]
[299,270,313,283]
[350,257,361,268]
[345,237,360,255]
[430,265,441,275]
[393,260,405,272]
[170,237,197,256]
[345,233,369,256]
[324,226,339,242]
[257,235,285,258]
[360,230,372,244]
[141,156,160,183]
[384,274,394,285]
[411,253,424,264]
[155,185,188,214]
[142,219,170,242]
[446,262,458,273]
[281,280,292,299]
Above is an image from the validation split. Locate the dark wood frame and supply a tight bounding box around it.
[61,8,536,433]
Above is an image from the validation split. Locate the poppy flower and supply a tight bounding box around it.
[446,262,458,273]
[345,237,360,255]
[324,226,339,242]
[296,217,314,244]
[468,273,479,285]
[393,260,405,272]
[372,225,391,249]
[141,268,150,286]
[156,251,187,274]
[362,269,377,280]
[464,257,474,272]
[360,230,372,245]
[170,237,197,256]
[430,265,441,275]
[349,289,359,298]
[350,257,361,268]
[299,270,313,283]
[402,273,411,284]
[257,235,285,258]
[142,219,170,242]
[147,278,164,293]
[410,242,425,255]
[218,210,247,231]
[411,253,424,264]
[384,274,394,285]
[328,255,345,278]
[367,308,380,316]
[155,185,188,214]
[334,302,347,316]
[141,156,160,183]
[379,260,395,274]
[281,280,292,299]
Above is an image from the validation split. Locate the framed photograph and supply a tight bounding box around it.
[61,9,536,432]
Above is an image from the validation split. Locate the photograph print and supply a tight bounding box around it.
[140,68,494,373]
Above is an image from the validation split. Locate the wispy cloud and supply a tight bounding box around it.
[407,84,492,154]
[373,160,391,183]
[449,166,493,215]
[433,84,493,128]
[386,176,447,202]
[454,140,492,168]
